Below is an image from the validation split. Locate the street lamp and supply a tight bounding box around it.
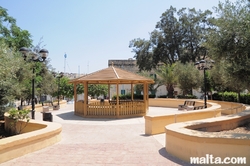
[19,47,49,119]
[195,59,214,108]
[56,72,64,108]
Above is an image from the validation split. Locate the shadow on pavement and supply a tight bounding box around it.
[158,148,195,166]
[139,134,151,137]
[56,111,143,122]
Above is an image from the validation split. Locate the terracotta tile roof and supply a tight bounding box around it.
[70,66,154,84]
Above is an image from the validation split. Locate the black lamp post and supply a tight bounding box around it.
[19,47,49,119]
[195,59,214,108]
[56,72,64,107]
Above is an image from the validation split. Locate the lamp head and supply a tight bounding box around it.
[19,47,31,60]
[194,62,200,66]
[199,60,206,67]
[39,49,49,61]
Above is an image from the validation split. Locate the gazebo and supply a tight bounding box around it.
[69,65,154,118]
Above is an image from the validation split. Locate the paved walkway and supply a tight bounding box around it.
[1,104,194,166]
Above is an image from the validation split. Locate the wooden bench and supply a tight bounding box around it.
[178,101,195,111]
[42,101,53,107]
[194,106,204,110]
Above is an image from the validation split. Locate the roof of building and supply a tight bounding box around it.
[69,66,154,84]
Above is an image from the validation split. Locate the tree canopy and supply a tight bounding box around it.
[129,7,213,71]
[174,62,201,95]
[130,0,250,99]
[0,7,32,50]
[206,0,250,95]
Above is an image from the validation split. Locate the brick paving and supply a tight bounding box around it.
[1,103,194,166]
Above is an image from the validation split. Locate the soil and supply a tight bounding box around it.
[194,122,250,134]
[217,122,250,134]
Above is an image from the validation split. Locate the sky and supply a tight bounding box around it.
[1,0,234,74]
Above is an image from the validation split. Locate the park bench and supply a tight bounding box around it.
[194,106,204,110]
[42,101,53,107]
[178,100,195,111]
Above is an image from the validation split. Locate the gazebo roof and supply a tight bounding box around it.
[70,66,154,84]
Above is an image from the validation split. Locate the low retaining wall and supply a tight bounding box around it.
[0,117,62,163]
[145,99,221,135]
[23,100,67,112]
[148,98,205,108]
[165,110,250,165]
[210,100,246,115]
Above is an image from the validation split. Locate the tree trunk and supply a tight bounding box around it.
[237,91,240,103]
[166,84,174,98]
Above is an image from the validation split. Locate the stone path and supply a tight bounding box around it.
[1,104,194,166]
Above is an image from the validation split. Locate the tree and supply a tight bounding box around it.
[136,71,161,95]
[134,84,143,95]
[0,7,32,50]
[206,0,250,101]
[129,6,213,71]
[178,8,213,63]
[174,62,201,95]
[57,76,74,99]
[37,66,57,100]
[0,41,31,119]
[88,84,108,98]
[155,64,177,98]
[17,41,55,105]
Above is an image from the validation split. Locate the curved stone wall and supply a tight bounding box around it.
[145,99,221,135]
[165,109,250,165]
[0,118,62,163]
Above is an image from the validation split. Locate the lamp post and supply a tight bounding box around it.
[56,72,64,107]
[195,59,214,108]
[19,47,49,119]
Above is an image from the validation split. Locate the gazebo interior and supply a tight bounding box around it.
[70,65,154,118]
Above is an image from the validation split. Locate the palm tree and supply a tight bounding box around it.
[156,64,177,98]
[136,71,161,96]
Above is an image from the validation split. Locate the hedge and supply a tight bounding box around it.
[112,94,156,100]
[212,92,250,104]
[177,95,197,99]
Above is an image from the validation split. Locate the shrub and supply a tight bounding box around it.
[7,108,30,135]
[222,92,238,102]
[158,95,167,98]
[212,93,222,101]
[149,94,156,98]
[212,92,250,104]
[177,95,197,99]
[112,94,144,100]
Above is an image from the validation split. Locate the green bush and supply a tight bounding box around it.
[149,94,156,98]
[112,94,144,100]
[158,95,167,98]
[212,92,250,104]
[240,94,250,104]
[177,95,197,99]
[222,92,238,102]
[7,108,30,135]
[212,93,222,101]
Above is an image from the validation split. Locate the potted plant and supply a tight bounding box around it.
[5,108,30,135]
